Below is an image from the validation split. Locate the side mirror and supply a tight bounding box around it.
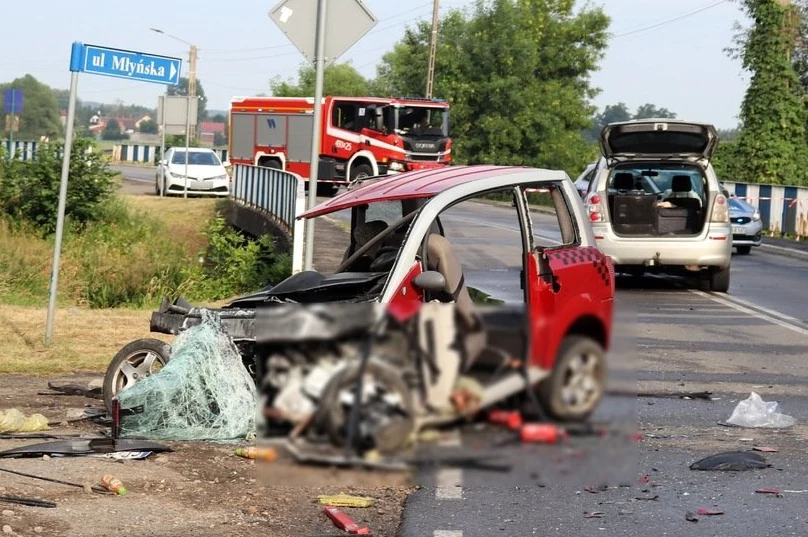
[412,271,446,293]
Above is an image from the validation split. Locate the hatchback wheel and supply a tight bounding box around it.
[537,336,605,422]
[708,265,730,292]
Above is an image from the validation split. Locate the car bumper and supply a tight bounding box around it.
[731,220,763,246]
[592,223,733,268]
[166,177,230,196]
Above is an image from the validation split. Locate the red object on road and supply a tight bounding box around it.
[324,506,370,535]
[696,508,724,516]
[755,488,783,497]
[520,423,568,444]
[488,410,523,430]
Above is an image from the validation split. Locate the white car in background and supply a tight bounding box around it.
[156,147,231,197]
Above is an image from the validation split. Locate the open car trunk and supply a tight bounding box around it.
[606,164,709,237]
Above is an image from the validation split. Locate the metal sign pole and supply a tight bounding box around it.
[8,91,15,161]
[159,94,166,198]
[45,43,82,344]
[184,94,190,198]
[304,0,328,271]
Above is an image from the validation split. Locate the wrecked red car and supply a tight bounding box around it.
[105,165,615,452]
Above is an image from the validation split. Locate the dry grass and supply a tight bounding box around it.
[0,305,176,375]
[126,195,219,255]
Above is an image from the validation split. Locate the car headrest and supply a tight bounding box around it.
[671,175,692,193]
[613,172,635,191]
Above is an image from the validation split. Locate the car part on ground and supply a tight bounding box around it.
[103,338,171,415]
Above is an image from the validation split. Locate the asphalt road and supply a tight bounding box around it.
[116,165,808,536]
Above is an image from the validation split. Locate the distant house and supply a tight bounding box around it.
[199,121,226,146]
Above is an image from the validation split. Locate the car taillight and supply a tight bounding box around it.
[711,193,729,223]
[586,193,604,223]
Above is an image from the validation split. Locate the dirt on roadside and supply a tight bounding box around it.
[0,372,413,537]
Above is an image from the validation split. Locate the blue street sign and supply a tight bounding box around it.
[3,88,23,114]
[77,44,182,86]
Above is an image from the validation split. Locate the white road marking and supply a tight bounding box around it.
[689,289,808,336]
[434,531,463,537]
[435,468,464,500]
[713,293,806,325]
[760,243,808,260]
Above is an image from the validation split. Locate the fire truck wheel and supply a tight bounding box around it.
[350,164,373,182]
[258,158,282,170]
[536,336,605,422]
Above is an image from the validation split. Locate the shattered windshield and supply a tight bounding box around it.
[394,106,449,137]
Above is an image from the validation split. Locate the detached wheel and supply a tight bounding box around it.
[736,246,752,255]
[316,360,413,455]
[103,338,171,415]
[537,336,606,422]
[709,265,731,292]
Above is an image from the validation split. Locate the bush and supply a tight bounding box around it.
[0,138,116,234]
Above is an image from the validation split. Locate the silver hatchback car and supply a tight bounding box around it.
[583,120,733,292]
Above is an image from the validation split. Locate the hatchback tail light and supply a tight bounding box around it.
[586,193,605,223]
[711,193,729,223]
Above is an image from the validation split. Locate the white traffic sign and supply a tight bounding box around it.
[269,0,377,67]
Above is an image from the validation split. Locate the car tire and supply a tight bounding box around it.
[736,245,752,255]
[708,265,731,293]
[536,336,606,422]
[350,164,373,182]
[103,338,171,415]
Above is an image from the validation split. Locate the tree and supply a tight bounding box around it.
[633,103,677,120]
[271,63,371,97]
[373,0,610,172]
[167,77,208,125]
[101,119,126,141]
[0,74,62,140]
[731,0,808,185]
[138,119,159,134]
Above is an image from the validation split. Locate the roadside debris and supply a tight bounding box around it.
[726,392,795,428]
[583,511,605,519]
[0,438,171,459]
[101,475,127,496]
[117,310,258,441]
[0,466,110,494]
[690,451,770,471]
[755,488,783,497]
[38,381,103,400]
[695,508,724,516]
[685,511,699,522]
[234,446,277,462]
[520,423,568,444]
[637,391,714,401]
[0,409,49,433]
[318,494,374,508]
[0,495,56,509]
[752,446,779,453]
[324,506,370,534]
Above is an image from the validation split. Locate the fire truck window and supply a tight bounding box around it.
[333,103,357,132]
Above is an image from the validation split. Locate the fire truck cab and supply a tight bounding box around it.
[228,96,452,190]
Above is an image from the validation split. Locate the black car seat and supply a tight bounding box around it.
[425,233,487,371]
[612,172,635,192]
[664,175,703,233]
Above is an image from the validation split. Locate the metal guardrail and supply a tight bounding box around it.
[231,163,305,273]
[1,140,40,160]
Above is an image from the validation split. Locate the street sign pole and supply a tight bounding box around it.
[159,94,166,198]
[8,91,14,161]
[304,0,328,272]
[45,43,82,344]
[184,95,190,198]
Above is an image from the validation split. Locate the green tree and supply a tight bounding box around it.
[633,103,677,120]
[732,0,808,185]
[167,77,208,124]
[374,0,609,172]
[272,62,371,96]
[138,119,159,134]
[0,74,62,140]
[101,119,126,141]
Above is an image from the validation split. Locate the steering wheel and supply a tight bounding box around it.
[334,212,418,274]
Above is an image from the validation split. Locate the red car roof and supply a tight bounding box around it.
[299,165,528,219]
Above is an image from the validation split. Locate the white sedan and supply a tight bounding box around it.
[156,147,230,197]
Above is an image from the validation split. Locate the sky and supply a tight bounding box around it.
[0,0,749,129]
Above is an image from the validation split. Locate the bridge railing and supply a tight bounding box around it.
[231,163,305,273]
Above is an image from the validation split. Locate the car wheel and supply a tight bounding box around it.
[736,245,752,255]
[258,158,282,170]
[350,164,373,182]
[708,265,731,292]
[536,336,606,422]
[103,338,171,415]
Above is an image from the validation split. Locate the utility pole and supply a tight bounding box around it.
[188,45,198,141]
[425,0,440,98]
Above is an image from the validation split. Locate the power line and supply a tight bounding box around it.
[612,0,729,39]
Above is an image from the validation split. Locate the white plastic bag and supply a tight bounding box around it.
[726,392,795,428]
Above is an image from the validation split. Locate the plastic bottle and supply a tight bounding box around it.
[519,423,568,444]
[234,446,277,462]
[101,474,127,496]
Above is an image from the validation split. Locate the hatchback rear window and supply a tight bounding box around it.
[609,131,710,156]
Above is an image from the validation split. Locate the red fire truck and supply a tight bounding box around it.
[228,96,452,189]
